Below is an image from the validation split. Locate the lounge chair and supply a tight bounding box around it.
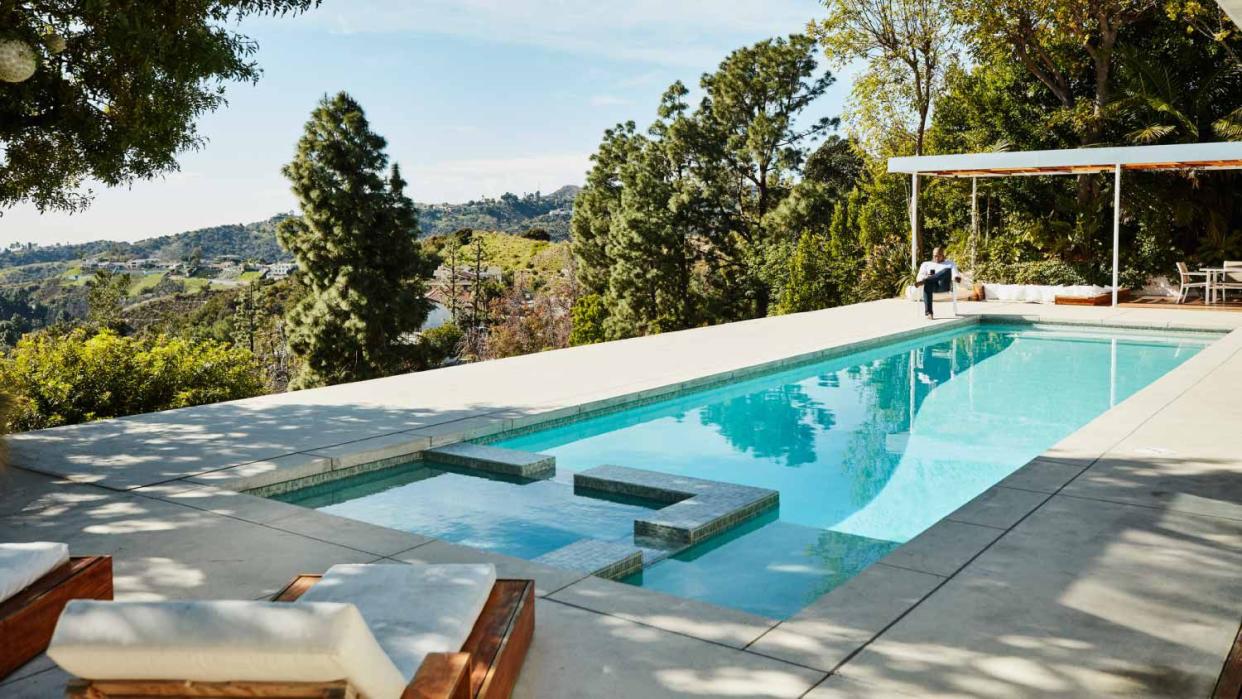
[1176,262,1210,304]
[0,542,112,680]
[48,563,534,699]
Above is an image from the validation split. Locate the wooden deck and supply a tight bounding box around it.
[1120,295,1242,312]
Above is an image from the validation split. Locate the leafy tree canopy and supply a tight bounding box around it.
[1,1,319,213]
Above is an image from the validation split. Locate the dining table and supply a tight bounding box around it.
[1200,266,1241,305]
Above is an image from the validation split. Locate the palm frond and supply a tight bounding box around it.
[1126,124,1177,144]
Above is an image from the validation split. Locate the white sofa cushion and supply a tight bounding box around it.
[0,541,69,604]
[298,563,496,680]
[982,283,1108,304]
[47,600,407,699]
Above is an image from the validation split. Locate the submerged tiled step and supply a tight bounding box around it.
[533,538,643,580]
[575,465,779,547]
[423,442,556,478]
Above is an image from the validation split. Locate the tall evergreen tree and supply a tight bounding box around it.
[277,92,433,389]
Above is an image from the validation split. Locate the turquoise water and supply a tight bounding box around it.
[274,322,1213,618]
[272,463,660,559]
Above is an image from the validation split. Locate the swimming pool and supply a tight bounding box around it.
[272,321,1215,618]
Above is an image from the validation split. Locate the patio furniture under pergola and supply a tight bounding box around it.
[888,141,1242,306]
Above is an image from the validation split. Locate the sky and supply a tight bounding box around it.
[1,0,851,245]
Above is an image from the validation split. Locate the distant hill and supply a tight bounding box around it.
[1,185,581,271]
[0,215,294,268]
[418,185,579,240]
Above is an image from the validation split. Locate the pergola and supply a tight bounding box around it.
[888,141,1242,305]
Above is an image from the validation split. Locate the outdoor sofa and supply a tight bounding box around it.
[0,542,113,680]
[47,562,533,699]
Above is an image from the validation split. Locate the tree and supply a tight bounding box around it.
[811,0,960,258]
[277,92,434,389]
[571,34,840,334]
[1,1,320,213]
[86,270,130,332]
[812,0,959,157]
[955,0,1158,146]
[776,230,837,314]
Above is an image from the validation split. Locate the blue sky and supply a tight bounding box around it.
[3,0,850,245]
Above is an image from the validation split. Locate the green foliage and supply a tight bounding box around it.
[811,0,960,157]
[569,294,607,346]
[972,259,1090,285]
[419,323,463,367]
[0,327,263,431]
[573,34,848,339]
[278,92,434,389]
[86,270,130,332]
[2,1,320,213]
[775,231,836,314]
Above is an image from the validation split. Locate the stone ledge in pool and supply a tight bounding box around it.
[533,538,644,580]
[575,465,779,547]
[423,442,556,478]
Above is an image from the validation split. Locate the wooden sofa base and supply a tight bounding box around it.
[65,575,535,699]
[1,555,113,680]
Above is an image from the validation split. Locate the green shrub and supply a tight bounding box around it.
[0,328,264,431]
[569,294,607,346]
[420,323,464,367]
[973,259,1090,286]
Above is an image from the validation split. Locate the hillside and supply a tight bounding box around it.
[1,185,581,271]
[0,215,295,268]
[418,185,579,239]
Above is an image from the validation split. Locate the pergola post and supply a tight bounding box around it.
[910,173,920,271]
[970,177,978,271]
[1112,163,1121,306]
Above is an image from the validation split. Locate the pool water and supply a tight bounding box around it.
[273,463,661,559]
[273,322,1214,619]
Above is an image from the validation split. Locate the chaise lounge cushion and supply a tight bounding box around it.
[0,542,69,605]
[47,600,407,699]
[298,563,497,679]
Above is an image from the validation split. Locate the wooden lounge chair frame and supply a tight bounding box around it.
[1,555,113,680]
[65,574,535,699]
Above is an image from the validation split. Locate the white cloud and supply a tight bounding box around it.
[287,0,820,67]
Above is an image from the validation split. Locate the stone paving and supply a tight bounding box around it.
[4,299,1242,697]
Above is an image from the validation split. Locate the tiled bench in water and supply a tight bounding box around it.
[532,538,644,580]
[423,442,555,478]
[575,465,779,547]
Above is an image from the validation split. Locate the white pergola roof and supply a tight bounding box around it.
[1220,0,1242,28]
[888,141,1242,178]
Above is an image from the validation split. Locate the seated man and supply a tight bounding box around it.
[914,247,962,319]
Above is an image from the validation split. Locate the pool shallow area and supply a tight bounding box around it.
[269,321,1216,619]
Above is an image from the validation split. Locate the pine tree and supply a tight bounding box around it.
[277,92,433,389]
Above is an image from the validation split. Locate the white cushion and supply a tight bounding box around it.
[982,283,1108,304]
[298,563,496,679]
[47,600,407,699]
[0,542,69,604]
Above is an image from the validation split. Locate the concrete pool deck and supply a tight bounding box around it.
[3,298,1242,697]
